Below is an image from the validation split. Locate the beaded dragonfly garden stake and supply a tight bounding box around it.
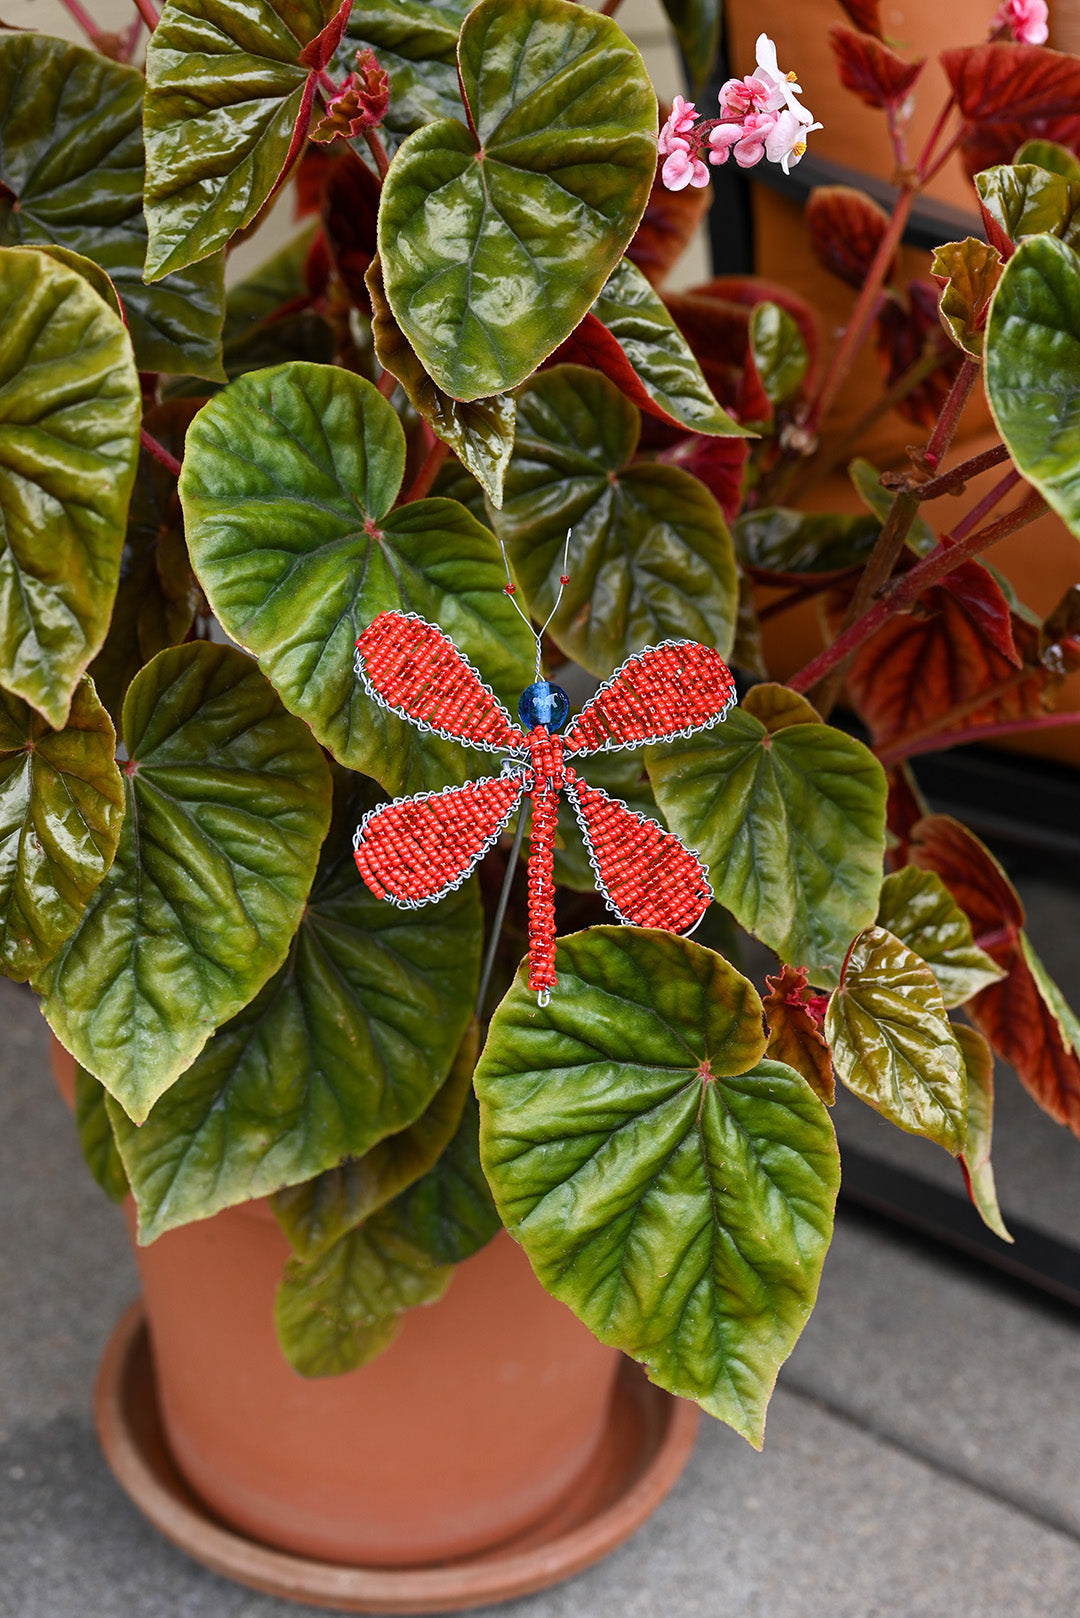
[352,533,737,1004]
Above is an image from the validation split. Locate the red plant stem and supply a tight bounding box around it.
[922,358,979,470]
[132,0,159,30]
[362,127,391,181]
[788,488,1047,695]
[120,10,143,60]
[756,570,861,624]
[401,438,449,504]
[920,128,967,187]
[948,468,1021,543]
[908,441,1011,502]
[58,0,102,44]
[376,367,398,397]
[140,428,182,477]
[884,708,1080,765]
[601,0,625,13]
[914,91,958,183]
[799,187,915,438]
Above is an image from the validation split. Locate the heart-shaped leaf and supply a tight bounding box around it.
[275,1087,497,1375]
[763,965,834,1104]
[335,0,469,156]
[0,681,124,982]
[806,186,894,290]
[827,25,924,108]
[272,1023,479,1262]
[647,703,886,985]
[748,303,810,407]
[144,0,343,279]
[876,866,1004,1008]
[734,508,880,579]
[496,366,738,678]
[0,34,226,379]
[956,1024,1011,1242]
[564,259,748,438]
[825,926,967,1153]
[977,165,1080,253]
[475,928,839,1446]
[74,1068,128,1204]
[931,238,1002,358]
[985,233,1080,538]
[180,362,534,796]
[378,0,657,400]
[943,43,1080,124]
[366,254,516,508]
[1013,140,1080,180]
[0,246,141,731]
[107,789,481,1243]
[33,643,332,1122]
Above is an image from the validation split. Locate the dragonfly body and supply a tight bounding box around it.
[353,610,736,1000]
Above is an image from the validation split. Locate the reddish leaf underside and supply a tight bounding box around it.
[834,0,883,38]
[960,117,1080,182]
[321,146,380,307]
[873,281,963,427]
[942,43,1080,123]
[549,313,689,429]
[763,965,835,1104]
[828,24,925,108]
[660,435,751,524]
[806,186,894,290]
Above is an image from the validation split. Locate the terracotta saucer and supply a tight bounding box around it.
[95,1302,700,1614]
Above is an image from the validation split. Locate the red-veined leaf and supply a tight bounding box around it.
[659,435,750,524]
[828,24,924,109]
[874,280,963,427]
[806,186,893,290]
[322,146,381,307]
[942,42,1080,124]
[835,0,883,36]
[763,965,834,1104]
[960,115,1080,184]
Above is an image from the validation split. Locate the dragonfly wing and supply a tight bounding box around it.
[354,773,525,907]
[567,776,712,933]
[356,611,526,754]
[563,640,736,756]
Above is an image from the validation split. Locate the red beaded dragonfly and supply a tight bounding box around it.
[352,609,736,1003]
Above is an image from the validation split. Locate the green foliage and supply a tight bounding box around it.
[180,362,534,796]
[749,303,810,407]
[734,509,880,575]
[876,866,1003,1007]
[647,695,887,985]
[144,0,341,278]
[956,1024,1011,1242]
[498,367,738,676]
[0,682,123,982]
[0,35,226,379]
[378,0,657,399]
[826,927,967,1153]
[977,164,1080,250]
[74,1068,129,1204]
[985,233,1080,538]
[336,0,469,155]
[0,247,141,731]
[475,929,839,1445]
[35,644,332,1123]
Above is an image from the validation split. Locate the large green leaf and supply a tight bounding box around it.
[647,694,887,985]
[336,0,469,156]
[876,866,1004,1008]
[271,1023,479,1262]
[108,793,482,1243]
[34,644,332,1122]
[144,0,341,279]
[956,1023,1011,1242]
[180,362,534,796]
[825,926,967,1153]
[588,259,747,438]
[0,246,141,730]
[976,165,1080,250]
[733,508,880,577]
[475,929,838,1446]
[0,34,225,379]
[378,0,657,400]
[658,0,721,93]
[0,681,124,982]
[74,1067,129,1204]
[275,1089,498,1376]
[496,366,738,678]
[985,233,1080,538]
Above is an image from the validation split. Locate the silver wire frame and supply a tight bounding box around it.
[563,638,738,757]
[564,775,715,930]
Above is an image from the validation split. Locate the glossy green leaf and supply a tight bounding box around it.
[367,254,515,508]
[658,0,721,92]
[272,1023,479,1262]
[0,35,226,379]
[475,929,839,1445]
[825,926,967,1152]
[108,791,481,1243]
[378,0,657,400]
[34,644,332,1123]
[0,246,140,730]
[956,1023,1011,1242]
[275,1088,497,1376]
[180,362,534,796]
[1012,140,1080,180]
[931,238,1002,359]
[976,164,1080,250]
[74,1067,128,1204]
[749,302,810,407]
[876,866,1004,1008]
[497,367,737,678]
[647,708,886,985]
[144,0,341,279]
[0,681,124,982]
[1020,928,1080,1056]
[985,233,1080,538]
[590,259,748,437]
[34,248,124,324]
[734,508,880,577]
[336,0,469,155]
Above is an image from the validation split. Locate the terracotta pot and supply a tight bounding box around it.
[128,1198,623,1568]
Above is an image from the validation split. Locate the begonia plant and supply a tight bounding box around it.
[3,0,1080,1446]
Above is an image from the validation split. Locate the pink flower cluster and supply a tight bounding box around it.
[992,0,1049,43]
[658,34,822,192]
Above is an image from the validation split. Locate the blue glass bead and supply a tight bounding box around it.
[518,681,570,732]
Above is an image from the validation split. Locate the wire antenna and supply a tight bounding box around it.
[497,528,572,679]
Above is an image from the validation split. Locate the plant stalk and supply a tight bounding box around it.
[402,438,449,503]
[132,0,159,31]
[140,428,182,477]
